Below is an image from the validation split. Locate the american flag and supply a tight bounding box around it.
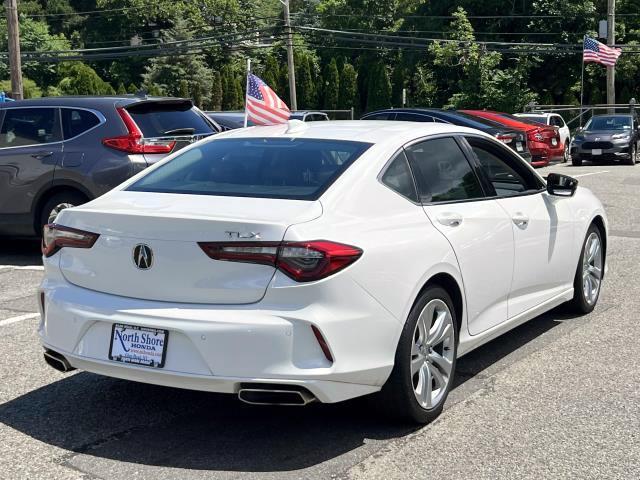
[583,36,622,67]
[245,73,290,125]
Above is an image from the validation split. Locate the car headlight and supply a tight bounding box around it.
[612,133,631,140]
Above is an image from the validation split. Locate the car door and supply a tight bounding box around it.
[404,135,514,335]
[464,135,576,319]
[0,107,63,217]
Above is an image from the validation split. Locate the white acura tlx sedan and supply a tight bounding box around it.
[39,120,607,423]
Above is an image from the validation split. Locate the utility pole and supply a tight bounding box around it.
[5,0,23,100]
[281,0,297,111]
[607,0,615,112]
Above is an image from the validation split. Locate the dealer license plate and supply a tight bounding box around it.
[551,138,558,146]
[516,142,523,152]
[109,323,168,368]
[592,149,602,155]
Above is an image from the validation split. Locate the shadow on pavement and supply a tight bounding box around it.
[0,308,577,473]
[0,238,42,266]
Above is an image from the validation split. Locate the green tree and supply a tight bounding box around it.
[322,58,340,110]
[57,63,115,95]
[127,83,139,94]
[142,18,213,106]
[296,51,317,109]
[391,63,406,107]
[116,82,127,95]
[210,71,223,110]
[366,61,391,111]
[338,62,358,110]
[0,77,42,98]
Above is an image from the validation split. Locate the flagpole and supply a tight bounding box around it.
[580,35,586,128]
[244,59,251,128]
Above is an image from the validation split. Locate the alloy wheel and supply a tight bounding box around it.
[47,203,75,225]
[411,299,455,409]
[582,232,603,306]
[563,144,570,163]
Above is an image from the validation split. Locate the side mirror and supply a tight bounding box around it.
[547,173,578,197]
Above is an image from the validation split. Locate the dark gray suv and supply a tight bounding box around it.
[0,96,219,236]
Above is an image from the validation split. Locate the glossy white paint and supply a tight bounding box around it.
[39,121,607,403]
[515,112,572,148]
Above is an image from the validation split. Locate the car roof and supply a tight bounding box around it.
[209,120,490,146]
[516,112,550,117]
[0,96,190,108]
[591,113,633,118]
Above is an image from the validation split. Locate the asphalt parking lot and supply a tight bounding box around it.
[1,160,639,480]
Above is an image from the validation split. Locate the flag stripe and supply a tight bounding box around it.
[245,73,290,126]
[583,36,622,67]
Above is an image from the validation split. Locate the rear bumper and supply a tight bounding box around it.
[38,271,399,403]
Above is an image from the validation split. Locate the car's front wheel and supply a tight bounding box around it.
[568,224,604,314]
[563,143,570,163]
[380,285,458,424]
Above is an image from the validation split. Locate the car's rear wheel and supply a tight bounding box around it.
[628,144,638,165]
[568,224,604,314]
[38,191,87,236]
[380,286,458,424]
[563,143,570,163]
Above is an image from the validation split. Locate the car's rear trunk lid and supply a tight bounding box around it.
[56,191,322,304]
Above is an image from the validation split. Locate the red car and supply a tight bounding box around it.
[461,110,564,167]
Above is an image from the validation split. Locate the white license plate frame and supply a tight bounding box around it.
[109,323,169,368]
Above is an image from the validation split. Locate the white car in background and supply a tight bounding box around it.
[516,112,572,162]
[38,120,607,424]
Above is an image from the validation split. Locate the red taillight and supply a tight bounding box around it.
[102,107,176,154]
[41,224,99,257]
[198,240,363,282]
[495,134,515,144]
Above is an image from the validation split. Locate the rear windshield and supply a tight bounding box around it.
[128,137,372,200]
[442,111,504,130]
[127,102,215,137]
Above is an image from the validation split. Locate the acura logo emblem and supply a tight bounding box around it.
[133,244,153,270]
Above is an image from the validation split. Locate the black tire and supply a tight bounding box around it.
[567,224,604,314]
[38,191,87,235]
[627,144,637,165]
[571,156,583,166]
[378,285,458,424]
[563,143,570,163]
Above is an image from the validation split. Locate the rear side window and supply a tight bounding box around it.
[128,138,372,200]
[61,109,101,139]
[396,113,433,122]
[126,102,215,137]
[0,108,61,147]
[404,137,484,203]
[381,151,418,202]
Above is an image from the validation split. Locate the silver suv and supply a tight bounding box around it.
[0,96,219,236]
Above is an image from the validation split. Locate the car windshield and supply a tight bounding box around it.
[128,138,372,200]
[585,116,632,131]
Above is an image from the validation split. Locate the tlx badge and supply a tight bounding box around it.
[225,231,261,240]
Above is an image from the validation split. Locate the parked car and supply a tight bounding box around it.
[0,96,219,237]
[39,120,607,424]
[514,112,571,161]
[569,114,640,166]
[207,110,329,131]
[462,110,564,166]
[361,108,532,162]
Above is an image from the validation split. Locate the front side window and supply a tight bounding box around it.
[128,138,372,200]
[467,137,543,197]
[0,108,61,147]
[404,137,484,203]
[61,109,101,139]
[380,151,418,202]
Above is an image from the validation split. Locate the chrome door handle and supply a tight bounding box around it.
[31,151,53,160]
[436,213,463,227]
[512,213,529,228]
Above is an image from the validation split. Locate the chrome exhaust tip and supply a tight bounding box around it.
[238,384,316,406]
[43,349,75,373]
